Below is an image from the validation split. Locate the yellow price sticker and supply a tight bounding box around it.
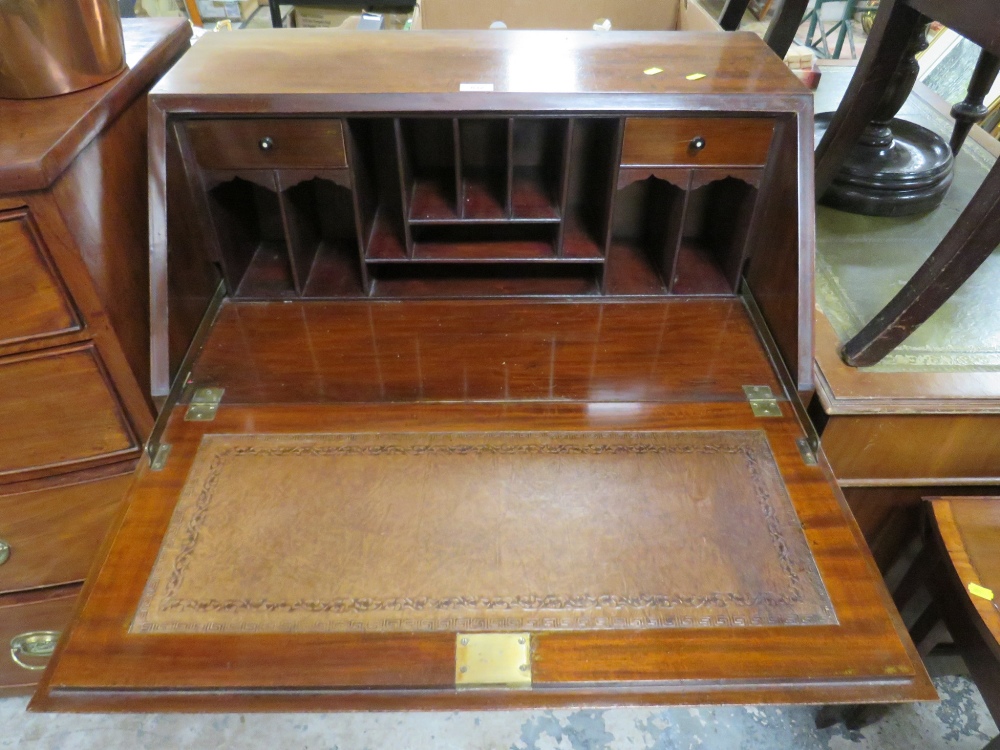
[644,67,664,76]
[686,72,707,81]
[969,582,995,601]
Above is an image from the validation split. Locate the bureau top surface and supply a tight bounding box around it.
[151,30,808,111]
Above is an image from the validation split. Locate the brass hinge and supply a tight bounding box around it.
[150,443,172,471]
[796,438,818,466]
[185,387,224,421]
[455,633,532,689]
[743,385,782,418]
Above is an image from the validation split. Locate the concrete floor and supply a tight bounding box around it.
[0,676,996,749]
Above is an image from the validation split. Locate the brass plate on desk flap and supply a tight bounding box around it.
[455,633,531,688]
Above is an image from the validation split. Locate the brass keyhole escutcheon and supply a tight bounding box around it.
[10,631,59,671]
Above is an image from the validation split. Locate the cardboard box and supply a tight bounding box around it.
[197,0,258,21]
[240,2,294,27]
[227,0,260,20]
[294,4,418,29]
[134,0,186,18]
[419,0,720,31]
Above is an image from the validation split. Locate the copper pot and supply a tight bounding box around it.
[0,0,126,99]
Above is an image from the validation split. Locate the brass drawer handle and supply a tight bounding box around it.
[689,136,706,153]
[0,538,8,566]
[258,136,275,151]
[10,631,59,671]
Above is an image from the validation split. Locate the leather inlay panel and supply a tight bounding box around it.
[133,430,835,634]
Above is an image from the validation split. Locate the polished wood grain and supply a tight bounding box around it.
[0,20,188,696]
[0,345,139,483]
[37,400,933,709]
[927,497,1000,722]
[0,472,133,596]
[0,19,190,194]
[38,295,932,709]
[186,119,347,171]
[151,31,807,103]
[147,31,815,394]
[50,87,155,405]
[813,307,1000,486]
[0,584,78,695]
[933,498,1000,644]
[844,485,1000,573]
[191,299,782,404]
[620,118,775,167]
[0,208,79,348]
[821,413,1000,485]
[744,115,813,393]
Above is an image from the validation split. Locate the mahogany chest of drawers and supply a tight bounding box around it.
[0,19,190,694]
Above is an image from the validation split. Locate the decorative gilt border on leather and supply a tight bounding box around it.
[133,431,836,632]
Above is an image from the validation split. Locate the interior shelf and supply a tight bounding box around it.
[398,118,460,222]
[607,166,763,295]
[459,118,508,220]
[461,174,507,220]
[404,223,562,262]
[410,176,459,221]
[511,167,561,220]
[670,239,735,296]
[560,218,604,260]
[235,242,297,299]
[196,116,767,300]
[206,169,366,299]
[365,208,408,260]
[511,118,567,220]
[369,263,602,298]
[302,240,366,297]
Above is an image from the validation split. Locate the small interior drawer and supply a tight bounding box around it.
[0,586,77,692]
[621,117,775,167]
[0,472,132,595]
[0,344,140,482]
[0,209,80,349]
[185,118,348,170]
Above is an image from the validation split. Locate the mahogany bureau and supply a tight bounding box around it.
[0,19,191,692]
[34,30,935,710]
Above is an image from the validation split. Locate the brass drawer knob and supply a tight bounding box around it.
[258,136,275,151]
[10,631,59,671]
[0,538,8,566]
[689,136,706,153]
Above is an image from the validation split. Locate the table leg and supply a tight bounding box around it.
[718,0,753,30]
[763,0,811,59]
[950,50,1000,154]
[841,159,1000,366]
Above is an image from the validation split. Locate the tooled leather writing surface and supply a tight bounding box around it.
[133,430,834,634]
